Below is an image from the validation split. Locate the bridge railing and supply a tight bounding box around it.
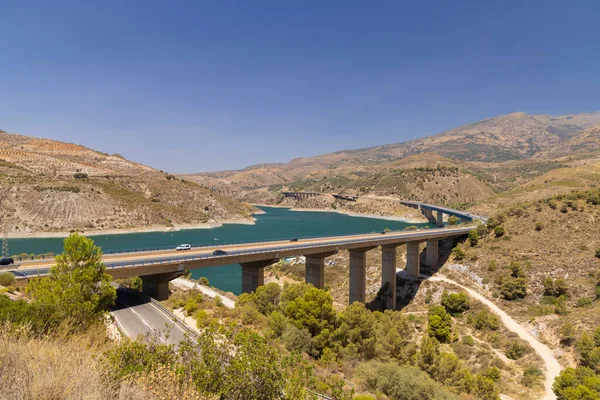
[100,228,431,256]
[11,226,474,277]
[102,226,474,270]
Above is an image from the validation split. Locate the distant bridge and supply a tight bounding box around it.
[9,227,472,310]
[399,200,487,226]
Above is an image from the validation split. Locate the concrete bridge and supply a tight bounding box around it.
[10,227,472,309]
[282,191,358,202]
[282,191,323,200]
[399,200,486,227]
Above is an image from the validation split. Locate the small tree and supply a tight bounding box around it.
[468,230,479,246]
[428,305,453,343]
[452,246,465,261]
[27,233,116,330]
[448,216,460,225]
[441,291,469,316]
[543,277,568,297]
[494,226,505,238]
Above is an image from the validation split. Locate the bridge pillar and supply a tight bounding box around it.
[441,238,455,250]
[305,251,338,289]
[240,259,278,294]
[141,272,181,301]
[405,241,421,278]
[436,211,444,227]
[381,245,398,310]
[425,239,439,268]
[349,247,376,304]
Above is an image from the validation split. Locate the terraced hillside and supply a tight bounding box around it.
[0,131,255,234]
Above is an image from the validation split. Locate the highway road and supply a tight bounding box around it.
[9,226,474,278]
[111,288,187,344]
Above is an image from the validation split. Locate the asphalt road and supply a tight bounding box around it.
[12,226,473,277]
[111,288,187,344]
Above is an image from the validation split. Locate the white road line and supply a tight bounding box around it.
[148,302,186,334]
[111,310,132,338]
[116,298,166,343]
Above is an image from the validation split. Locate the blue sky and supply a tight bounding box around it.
[1,1,599,173]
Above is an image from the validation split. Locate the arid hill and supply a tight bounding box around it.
[182,111,600,214]
[0,131,255,234]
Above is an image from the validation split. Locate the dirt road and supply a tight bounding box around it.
[427,274,561,400]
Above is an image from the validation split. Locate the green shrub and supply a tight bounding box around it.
[441,291,469,316]
[198,277,210,286]
[522,367,543,388]
[498,277,528,300]
[462,335,475,346]
[535,222,543,231]
[427,305,453,343]
[0,272,15,287]
[452,246,465,261]
[494,226,505,238]
[505,340,529,360]
[482,366,501,382]
[184,298,199,315]
[559,322,576,346]
[473,309,501,331]
[543,277,568,297]
[595,248,600,259]
[448,216,460,225]
[577,297,594,308]
[468,230,479,246]
[488,260,497,272]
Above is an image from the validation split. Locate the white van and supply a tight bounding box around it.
[176,244,192,251]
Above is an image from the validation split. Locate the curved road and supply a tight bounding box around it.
[427,274,560,400]
[111,288,187,344]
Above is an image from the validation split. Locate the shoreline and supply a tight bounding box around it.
[6,217,257,239]
[254,203,427,224]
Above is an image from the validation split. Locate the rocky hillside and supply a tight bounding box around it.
[182,111,600,214]
[0,131,255,234]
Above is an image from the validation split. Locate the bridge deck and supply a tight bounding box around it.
[10,226,473,280]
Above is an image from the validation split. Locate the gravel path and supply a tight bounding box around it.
[426,274,561,400]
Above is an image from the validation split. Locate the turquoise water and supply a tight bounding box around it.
[9,206,431,294]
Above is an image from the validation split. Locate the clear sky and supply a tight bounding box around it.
[1,1,599,173]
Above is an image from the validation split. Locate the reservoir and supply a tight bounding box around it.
[8,206,431,294]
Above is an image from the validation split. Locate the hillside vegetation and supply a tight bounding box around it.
[0,130,255,234]
[182,112,600,215]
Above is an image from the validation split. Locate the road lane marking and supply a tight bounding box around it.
[116,298,166,343]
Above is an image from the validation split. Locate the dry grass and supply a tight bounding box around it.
[0,324,214,400]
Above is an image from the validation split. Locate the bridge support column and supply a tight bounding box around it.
[436,211,444,227]
[441,238,455,250]
[141,272,181,301]
[405,242,421,278]
[240,259,278,294]
[305,251,338,289]
[425,239,439,268]
[349,247,376,304]
[381,245,398,310]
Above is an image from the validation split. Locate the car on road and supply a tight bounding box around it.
[0,257,14,266]
[290,238,298,242]
[213,249,227,256]
[176,244,192,251]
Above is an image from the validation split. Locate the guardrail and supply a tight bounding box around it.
[102,226,473,269]
[17,228,438,262]
[11,227,474,277]
[117,285,198,338]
